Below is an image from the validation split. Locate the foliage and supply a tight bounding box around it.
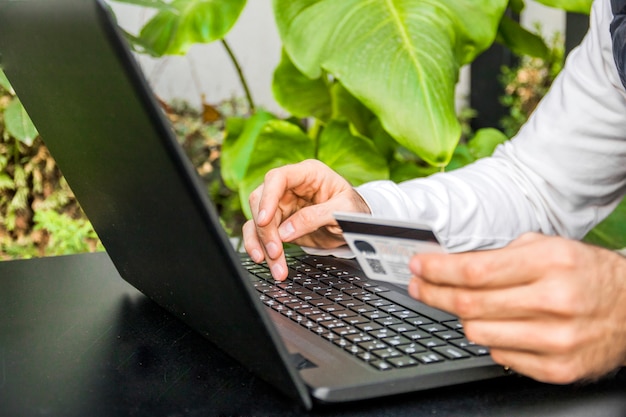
[0,68,247,258]
[31,209,103,257]
[499,29,565,137]
[585,199,626,250]
[0,70,103,259]
[164,97,248,237]
[109,0,592,222]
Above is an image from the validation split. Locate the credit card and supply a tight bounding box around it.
[334,212,445,286]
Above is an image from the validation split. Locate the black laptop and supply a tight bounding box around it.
[0,0,507,409]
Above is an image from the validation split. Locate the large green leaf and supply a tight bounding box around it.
[220,110,275,191]
[0,69,12,92]
[109,0,173,9]
[497,15,549,59]
[273,0,508,167]
[468,127,508,159]
[330,82,374,138]
[138,0,246,56]
[317,121,389,185]
[5,98,38,146]
[584,197,626,250]
[238,120,316,218]
[533,0,592,14]
[272,50,332,121]
[508,0,526,14]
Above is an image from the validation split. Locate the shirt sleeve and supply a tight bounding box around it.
[356,0,626,252]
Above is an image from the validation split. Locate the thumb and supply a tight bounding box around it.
[278,200,341,242]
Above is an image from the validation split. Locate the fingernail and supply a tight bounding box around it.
[258,209,267,224]
[266,241,281,259]
[279,221,295,240]
[409,257,422,276]
[408,278,420,299]
[251,249,263,263]
[271,263,285,280]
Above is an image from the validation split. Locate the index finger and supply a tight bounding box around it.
[253,163,307,227]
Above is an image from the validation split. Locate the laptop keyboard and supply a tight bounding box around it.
[242,251,489,371]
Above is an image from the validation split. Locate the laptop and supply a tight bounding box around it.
[0,0,508,409]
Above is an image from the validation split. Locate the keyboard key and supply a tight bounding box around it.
[433,330,464,340]
[462,345,490,356]
[370,360,393,371]
[403,330,431,341]
[414,352,445,364]
[420,323,448,333]
[388,356,419,368]
[442,320,464,331]
[396,343,427,355]
[382,335,412,347]
[418,338,447,349]
[359,340,388,351]
[372,347,403,359]
[433,346,471,360]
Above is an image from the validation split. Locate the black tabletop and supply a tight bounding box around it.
[1,252,625,417]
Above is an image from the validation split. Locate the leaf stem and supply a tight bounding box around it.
[221,39,256,113]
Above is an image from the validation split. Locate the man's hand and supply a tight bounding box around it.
[408,232,626,384]
[242,159,370,280]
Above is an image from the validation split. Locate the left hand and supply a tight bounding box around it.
[408,232,626,384]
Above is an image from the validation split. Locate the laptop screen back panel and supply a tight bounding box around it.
[0,0,311,408]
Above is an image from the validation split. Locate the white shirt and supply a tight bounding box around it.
[355,0,626,252]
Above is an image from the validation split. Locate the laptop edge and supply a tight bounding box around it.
[0,0,313,409]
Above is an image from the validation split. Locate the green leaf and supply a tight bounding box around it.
[468,127,508,159]
[221,110,275,191]
[0,173,15,191]
[272,50,332,121]
[0,69,12,92]
[533,0,592,14]
[108,0,174,10]
[496,15,550,59]
[390,159,438,183]
[274,0,508,167]
[367,117,398,163]
[138,0,247,56]
[508,0,526,14]
[5,98,38,146]
[238,120,316,218]
[584,197,626,250]
[330,82,374,138]
[317,121,389,186]
[446,143,476,172]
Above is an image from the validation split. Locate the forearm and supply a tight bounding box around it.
[356,158,542,252]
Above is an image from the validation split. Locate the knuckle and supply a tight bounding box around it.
[248,185,263,204]
[545,326,580,354]
[549,242,580,270]
[540,359,582,384]
[452,291,477,318]
[296,208,316,228]
[417,281,434,305]
[540,284,583,316]
[263,166,282,182]
[488,348,506,365]
[461,321,483,344]
[460,261,487,287]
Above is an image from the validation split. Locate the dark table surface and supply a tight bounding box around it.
[1,252,626,417]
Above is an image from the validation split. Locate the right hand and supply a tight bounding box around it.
[242,159,371,280]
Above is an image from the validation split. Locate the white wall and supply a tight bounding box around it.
[109,0,283,113]
[109,1,568,115]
